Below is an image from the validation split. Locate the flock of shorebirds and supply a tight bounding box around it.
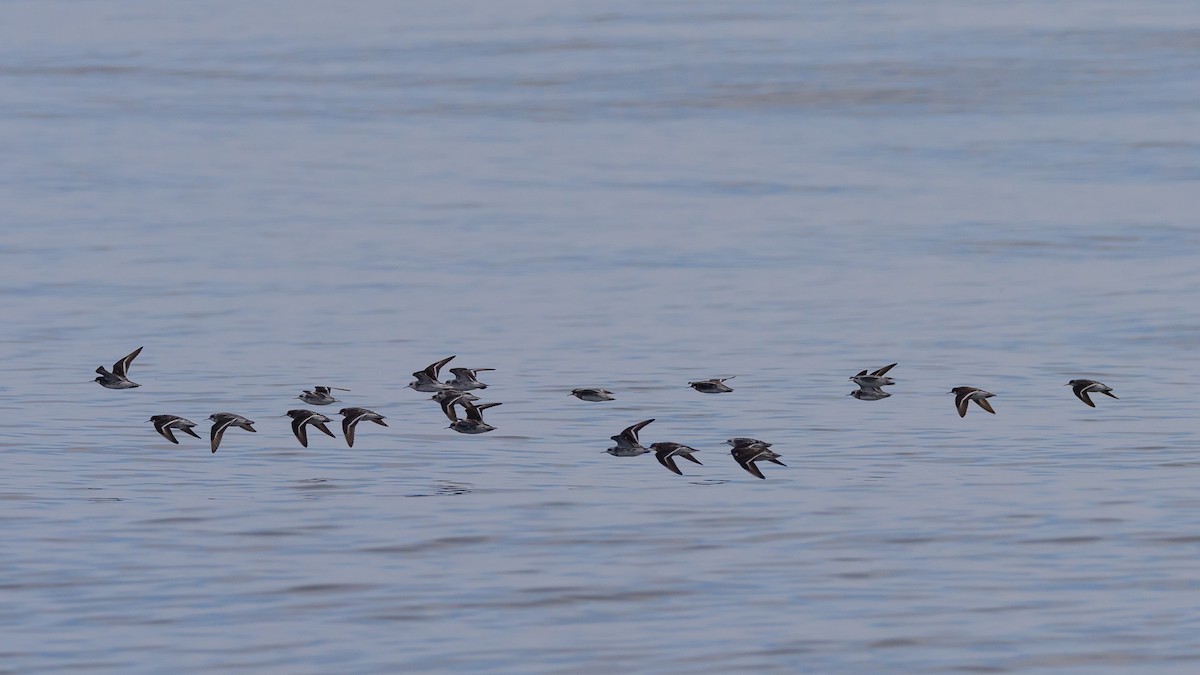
[96,347,1119,480]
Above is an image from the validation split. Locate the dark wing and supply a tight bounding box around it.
[473,402,502,419]
[854,369,868,377]
[291,415,310,447]
[655,451,683,475]
[871,363,897,376]
[1072,382,1096,407]
[438,394,462,422]
[734,454,766,479]
[681,452,703,465]
[425,355,456,378]
[975,397,996,414]
[181,425,201,439]
[621,418,655,445]
[341,415,358,447]
[463,401,484,422]
[955,390,971,417]
[314,421,336,438]
[113,346,143,377]
[153,418,179,444]
[210,418,234,453]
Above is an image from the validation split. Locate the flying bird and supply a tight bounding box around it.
[208,413,256,453]
[850,363,897,389]
[409,355,455,392]
[849,386,891,401]
[949,387,996,417]
[688,376,734,393]
[95,346,143,389]
[729,441,786,480]
[286,409,337,448]
[649,441,702,475]
[338,407,387,448]
[148,415,201,444]
[297,386,350,405]
[1067,379,1118,408]
[606,419,655,457]
[444,367,495,391]
[569,388,615,401]
[443,395,502,434]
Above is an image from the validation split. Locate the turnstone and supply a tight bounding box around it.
[688,376,734,393]
[432,389,478,404]
[950,386,996,417]
[727,437,772,450]
[437,392,501,423]
[649,441,702,475]
[297,386,350,405]
[445,397,502,434]
[338,407,387,448]
[444,367,494,391]
[849,386,891,401]
[409,355,455,392]
[730,443,786,480]
[606,419,654,457]
[569,388,615,401]
[149,415,201,444]
[208,413,256,453]
[850,363,897,388]
[1067,379,1118,408]
[286,409,336,448]
[94,346,143,389]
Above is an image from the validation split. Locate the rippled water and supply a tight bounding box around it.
[4,1,1200,672]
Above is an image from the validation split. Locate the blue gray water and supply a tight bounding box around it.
[3,1,1200,672]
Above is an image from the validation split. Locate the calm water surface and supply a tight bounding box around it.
[3,1,1200,672]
